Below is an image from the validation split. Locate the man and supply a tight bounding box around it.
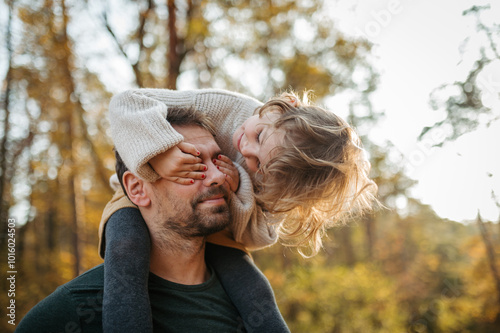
[16,108,263,332]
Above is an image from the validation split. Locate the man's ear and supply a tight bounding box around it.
[123,171,151,207]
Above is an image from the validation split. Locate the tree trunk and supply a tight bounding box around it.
[167,0,180,89]
[365,214,375,260]
[498,214,500,245]
[0,0,14,234]
[476,213,500,323]
[73,100,113,193]
[60,0,81,277]
[337,226,356,266]
[133,0,155,87]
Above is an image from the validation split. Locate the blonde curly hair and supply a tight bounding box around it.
[255,91,378,256]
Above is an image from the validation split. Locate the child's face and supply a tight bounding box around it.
[232,111,284,172]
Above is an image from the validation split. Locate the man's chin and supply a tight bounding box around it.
[192,206,230,237]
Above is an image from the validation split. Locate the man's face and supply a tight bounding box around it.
[145,125,231,239]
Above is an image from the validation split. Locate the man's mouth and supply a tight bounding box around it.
[195,188,229,207]
[200,194,225,205]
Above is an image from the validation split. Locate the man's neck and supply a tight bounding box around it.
[149,236,210,285]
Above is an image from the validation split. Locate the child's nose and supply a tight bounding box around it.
[240,140,254,158]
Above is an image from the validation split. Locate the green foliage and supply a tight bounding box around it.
[253,200,500,333]
[280,262,406,332]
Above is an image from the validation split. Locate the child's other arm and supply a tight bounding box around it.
[227,163,281,251]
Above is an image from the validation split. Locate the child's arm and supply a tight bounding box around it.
[205,243,290,333]
[109,88,262,183]
[226,162,282,250]
[102,207,153,333]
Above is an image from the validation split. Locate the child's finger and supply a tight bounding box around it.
[213,155,239,192]
[165,177,195,185]
[216,165,236,177]
[213,158,234,170]
[179,163,207,172]
[215,162,238,179]
[180,153,203,165]
[224,174,238,192]
[178,142,200,157]
[216,154,234,165]
[183,171,206,180]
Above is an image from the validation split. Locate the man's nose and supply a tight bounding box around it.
[203,161,226,187]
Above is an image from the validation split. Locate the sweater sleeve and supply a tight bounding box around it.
[109,88,262,182]
[229,163,281,251]
[109,89,188,182]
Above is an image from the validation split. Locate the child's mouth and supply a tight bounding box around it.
[237,133,243,152]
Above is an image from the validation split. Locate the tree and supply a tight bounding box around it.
[98,0,378,104]
[477,212,500,324]
[0,2,115,327]
[419,5,500,145]
[0,0,14,227]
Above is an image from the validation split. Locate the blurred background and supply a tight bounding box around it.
[1,0,499,332]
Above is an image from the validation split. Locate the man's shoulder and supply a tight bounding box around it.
[55,264,105,317]
[63,263,104,291]
[16,265,105,333]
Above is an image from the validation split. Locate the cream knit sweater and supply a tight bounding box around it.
[107,88,280,250]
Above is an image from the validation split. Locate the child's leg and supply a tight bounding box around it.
[102,207,153,333]
[205,243,290,333]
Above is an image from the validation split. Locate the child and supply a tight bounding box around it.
[101,88,377,332]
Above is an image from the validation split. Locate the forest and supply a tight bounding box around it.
[1,0,500,332]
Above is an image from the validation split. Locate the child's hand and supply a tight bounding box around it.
[149,142,206,185]
[214,155,240,192]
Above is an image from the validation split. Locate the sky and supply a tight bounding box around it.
[325,0,500,222]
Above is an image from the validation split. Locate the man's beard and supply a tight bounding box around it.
[183,187,231,238]
[155,186,231,241]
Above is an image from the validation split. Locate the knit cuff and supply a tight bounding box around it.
[228,163,279,250]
